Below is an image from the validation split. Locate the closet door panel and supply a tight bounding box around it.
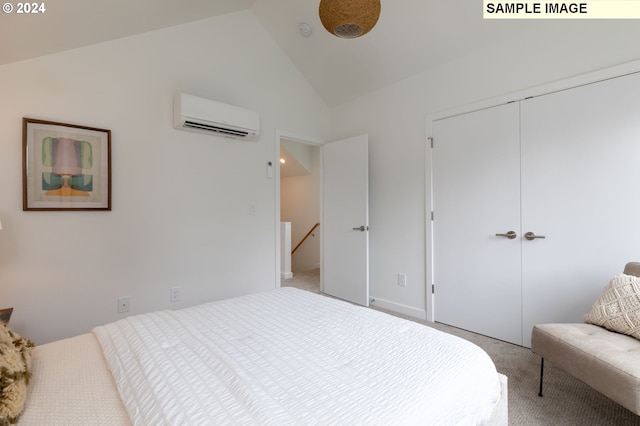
[521,72,640,347]
[433,103,522,345]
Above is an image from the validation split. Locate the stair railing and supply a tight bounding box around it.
[292,222,320,255]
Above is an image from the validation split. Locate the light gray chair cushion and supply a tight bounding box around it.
[532,323,640,414]
[531,262,640,415]
[624,262,640,277]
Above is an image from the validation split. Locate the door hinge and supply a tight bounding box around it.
[432,284,435,294]
[428,137,434,148]
[431,211,434,221]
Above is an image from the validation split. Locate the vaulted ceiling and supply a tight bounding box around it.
[1,0,638,107]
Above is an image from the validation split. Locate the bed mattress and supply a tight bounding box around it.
[20,333,131,425]
[92,287,502,425]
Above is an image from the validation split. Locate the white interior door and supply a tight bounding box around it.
[521,72,640,346]
[433,71,640,348]
[322,134,369,306]
[432,103,523,345]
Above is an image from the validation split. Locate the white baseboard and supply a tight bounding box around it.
[370,297,427,321]
[281,272,293,279]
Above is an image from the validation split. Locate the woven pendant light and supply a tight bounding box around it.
[319,0,381,39]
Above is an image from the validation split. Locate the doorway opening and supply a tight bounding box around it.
[277,134,322,294]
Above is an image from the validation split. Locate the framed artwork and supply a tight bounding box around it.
[22,118,111,211]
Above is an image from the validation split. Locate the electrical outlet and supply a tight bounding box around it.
[170,287,181,303]
[397,273,407,287]
[118,297,130,313]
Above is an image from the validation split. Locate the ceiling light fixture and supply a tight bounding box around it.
[319,0,381,39]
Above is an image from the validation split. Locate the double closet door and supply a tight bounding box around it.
[432,72,640,347]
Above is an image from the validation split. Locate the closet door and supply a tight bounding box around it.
[432,103,523,345]
[521,72,640,347]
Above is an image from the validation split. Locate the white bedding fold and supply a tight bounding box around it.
[93,287,500,425]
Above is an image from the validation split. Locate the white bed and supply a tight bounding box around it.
[19,288,507,425]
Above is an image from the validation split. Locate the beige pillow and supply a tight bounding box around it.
[0,323,34,425]
[584,274,640,339]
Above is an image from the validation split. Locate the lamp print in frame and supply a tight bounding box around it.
[22,118,111,210]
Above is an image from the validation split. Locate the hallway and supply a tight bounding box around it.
[281,268,320,293]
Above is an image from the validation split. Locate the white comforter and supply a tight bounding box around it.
[93,288,500,425]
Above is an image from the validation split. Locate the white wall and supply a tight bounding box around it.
[5,11,640,344]
[280,145,320,272]
[330,21,640,319]
[0,11,331,344]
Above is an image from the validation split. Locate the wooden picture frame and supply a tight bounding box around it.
[22,118,111,211]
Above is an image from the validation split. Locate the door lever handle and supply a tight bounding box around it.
[524,231,546,241]
[352,225,369,232]
[496,231,517,239]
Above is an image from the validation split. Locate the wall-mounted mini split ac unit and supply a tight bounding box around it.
[173,93,260,140]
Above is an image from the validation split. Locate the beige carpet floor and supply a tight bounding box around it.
[282,269,640,425]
